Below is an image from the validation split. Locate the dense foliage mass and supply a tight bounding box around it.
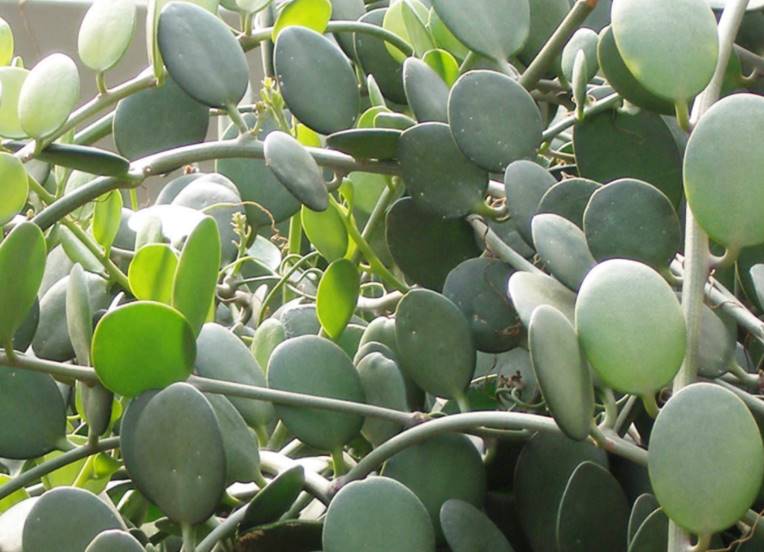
[1,0,764,551]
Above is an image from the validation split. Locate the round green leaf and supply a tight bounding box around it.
[172,216,221,336]
[128,243,179,303]
[403,57,449,123]
[354,9,407,104]
[273,0,332,39]
[575,259,686,395]
[382,433,486,539]
[114,75,209,160]
[395,288,475,399]
[274,26,360,134]
[628,508,669,552]
[611,0,718,102]
[556,461,629,552]
[301,202,348,262]
[583,178,681,268]
[440,499,514,552]
[78,0,136,72]
[532,213,596,291]
[93,190,123,250]
[356,352,410,446]
[0,152,28,225]
[218,114,301,229]
[398,122,488,218]
[514,432,608,552]
[327,128,401,161]
[196,322,274,428]
[158,1,249,107]
[504,160,557,243]
[125,382,226,524]
[0,67,28,138]
[22,487,123,552]
[267,335,365,450]
[537,177,600,229]
[0,17,13,66]
[205,393,261,485]
[241,465,305,531]
[648,383,764,534]
[574,108,683,207]
[324,476,435,552]
[383,0,432,61]
[684,93,764,250]
[561,28,598,82]
[443,257,521,353]
[431,0,529,61]
[529,305,594,441]
[85,530,144,552]
[330,0,365,56]
[252,318,287,370]
[628,493,660,544]
[508,271,576,327]
[0,222,46,346]
[65,263,93,366]
[18,53,79,138]
[264,131,328,211]
[92,301,196,396]
[12,297,38,352]
[422,48,459,86]
[449,71,543,172]
[0,365,66,459]
[0,475,29,515]
[597,26,674,115]
[317,259,360,340]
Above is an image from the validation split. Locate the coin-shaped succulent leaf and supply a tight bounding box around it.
[508,271,577,327]
[505,160,557,243]
[532,214,596,291]
[611,0,718,102]
[323,477,435,552]
[648,383,764,535]
[440,499,515,552]
[561,28,598,83]
[92,301,196,396]
[403,57,449,123]
[395,288,476,400]
[448,71,543,172]
[0,67,28,138]
[274,26,360,134]
[85,530,144,552]
[268,335,365,450]
[575,259,686,395]
[684,93,764,251]
[78,0,136,72]
[264,131,329,212]
[18,53,79,138]
[0,152,28,225]
[158,1,249,107]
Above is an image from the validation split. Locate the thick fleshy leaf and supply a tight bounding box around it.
[301,202,348,261]
[273,0,332,39]
[574,109,683,207]
[0,365,66,459]
[648,383,764,534]
[65,263,93,365]
[448,71,543,172]
[403,57,449,123]
[22,487,123,552]
[684,93,764,250]
[327,128,401,160]
[0,17,13,66]
[443,257,521,353]
[0,67,28,138]
[0,222,46,347]
[28,142,130,177]
[556,461,629,552]
[440,499,514,552]
[628,494,660,545]
[274,26,360,134]
[431,0,529,61]
[85,530,144,552]
[324,477,435,552]
[583,178,681,268]
[382,433,485,539]
[158,1,249,107]
[268,335,365,450]
[395,288,475,400]
[92,301,196,396]
[575,259,686,395]
[128,243,179,303]
[18,53,79,138]
[252,318,287,371]
[356,352,409,445]
[114,75,209,160]
[422,48,459,86]
[532,214,596,291]
[205,393,261,484]
[78,0,136,72]
[196,323,274,428]
[124,383,226,524]
[317,259,360,340]
[628,508,669,552]
[504,160,556,243]
[240,465,305,531]
[561,28,598,82]
[93,190,123,251]
[354,9,407,104]
[514,432,608,552]
[508,271,576,327]
[172,216,221,336]
[383,0,432,61]
[611,0,718,102]
[330,0,365,55]
[529,305,594,441]
[537,177,600,228]
[264,131,328,212]
[0,153,28,225]
[398,122,488,218]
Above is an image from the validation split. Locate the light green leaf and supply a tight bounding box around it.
[273,0,332,39]
[0,152,29,225]
[18,53,79,138]
[128,243,179,303]
[78,0,136,72]
[93,190,123,251]
[317,259,360,340]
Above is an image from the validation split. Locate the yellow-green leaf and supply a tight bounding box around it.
[317,259,360,340]
[272,0,332,40]
[92,190,123,251]
[128,243,179,304]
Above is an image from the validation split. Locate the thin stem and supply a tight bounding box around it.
[0,437,120,501]
[589,425,649,466]
[181,523,195,552]
[194,506,248,552]
[74,112,114,145]
[519,0,598,91]
[257,251,319,324]
[331,447,347,477]
[260,450,331,502]
[541,93,621,142]
[466,215,545,275]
